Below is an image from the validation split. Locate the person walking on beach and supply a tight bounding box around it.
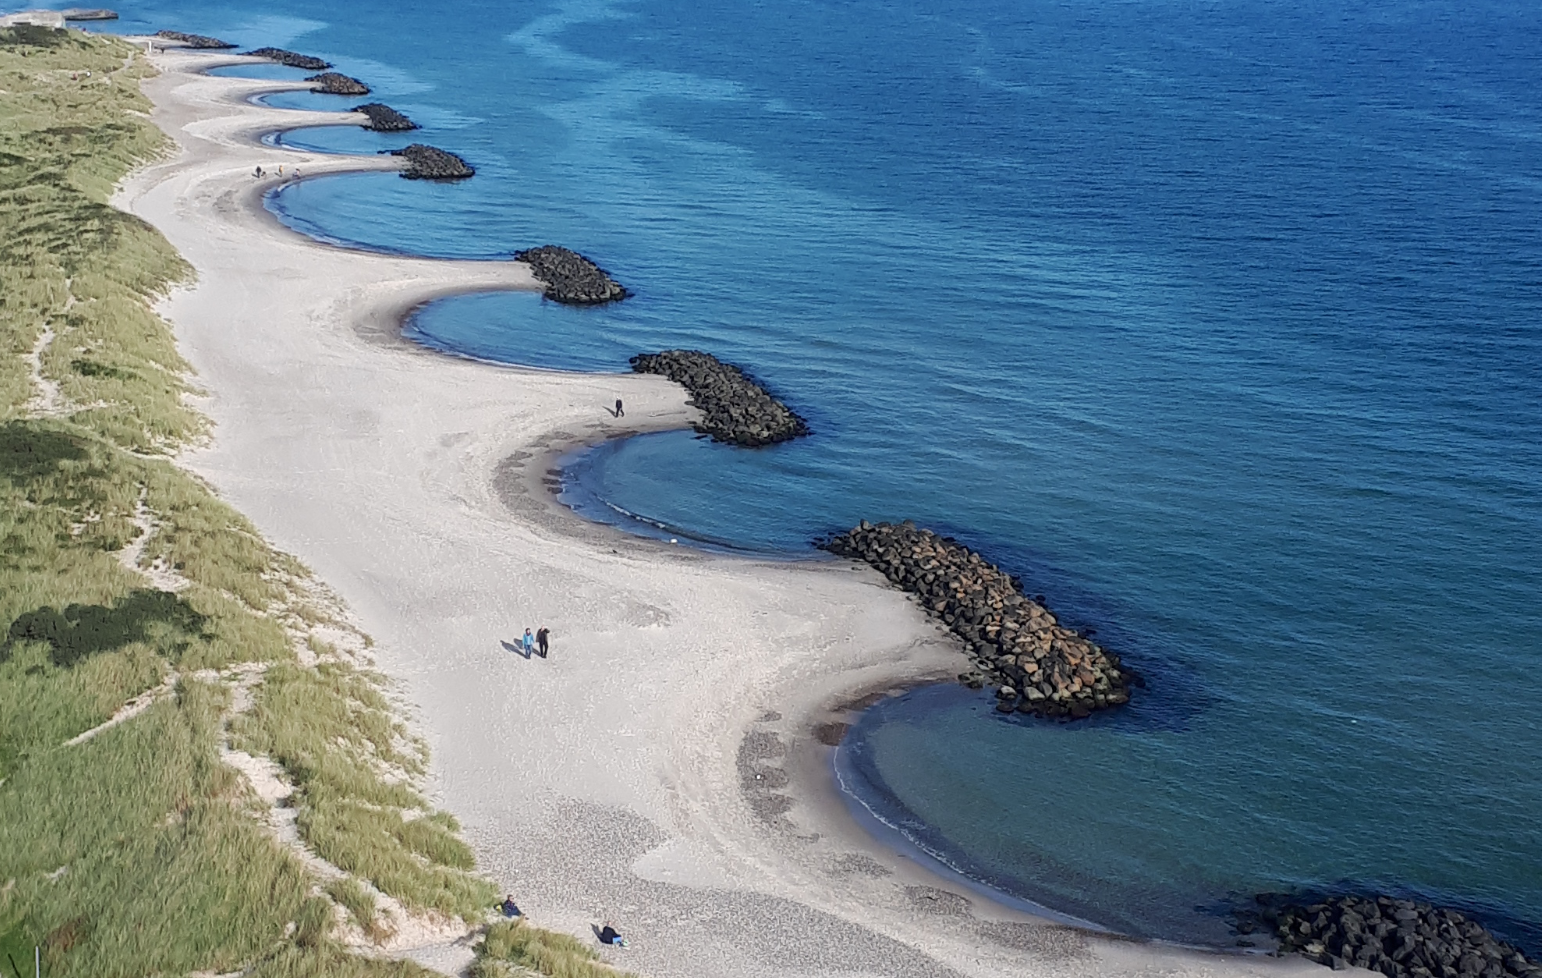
[614,398,624,418]
[254,165,263,178]
[522,628,535,656]
[536,626,549,658]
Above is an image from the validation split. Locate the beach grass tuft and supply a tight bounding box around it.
[0,28,504,976]
[234,661,497,918]
[473,920,639,978]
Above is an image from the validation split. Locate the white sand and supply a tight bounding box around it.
[117,47,1329,978]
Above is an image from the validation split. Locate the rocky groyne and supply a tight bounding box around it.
[306,71,369,95]
[822,521,1132,718]
[245,47,331,70]
[512,245,628,305]
[392,144,474,180]
[1243,895,1540,978]
[629,350,810,447]
[153,29,233,48]
[355,102,418,132]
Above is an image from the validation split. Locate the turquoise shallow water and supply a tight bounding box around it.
[65,0,1542,947]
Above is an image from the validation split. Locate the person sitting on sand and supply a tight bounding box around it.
[499,895,521,918]
[599,922,625,947]
[522,628,535,656]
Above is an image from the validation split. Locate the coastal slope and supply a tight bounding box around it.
[0,30,498,977]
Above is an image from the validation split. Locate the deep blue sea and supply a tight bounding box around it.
[60,0,1542,948]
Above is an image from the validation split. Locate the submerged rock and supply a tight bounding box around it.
[1245,893,1542,978]
[821,521,1133,719]
[61,8,117,20]
[630,350,810,447]
[513,245,628,305]
[306,71,369,95]
[391,143,474,180]
[245,47,330,70]
[355,102,418,132]
[153,30,233,48]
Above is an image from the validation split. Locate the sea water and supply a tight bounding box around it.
[70,0,1542,947]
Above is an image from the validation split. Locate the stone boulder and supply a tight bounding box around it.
[391,144,474,180]
[245,47,330,70]
[513,245,628,305]
[306,71,369,95]
[630,350,811,447]
[821,521,1134,719]
[153,30,233,48]
[355,103,418,132]
[1244,894,1542,978]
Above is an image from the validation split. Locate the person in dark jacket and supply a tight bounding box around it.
[536,627,550,658]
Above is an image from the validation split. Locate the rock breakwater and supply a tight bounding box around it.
[306,71,369,95]
[512,245,628,305]
[391,144,474,180]
[822,521,1132,718]
[153,29,233,48]
[355,103,418,132]
[1243,895,1540,978]
[245,47,330,70]
[629,350,810,447]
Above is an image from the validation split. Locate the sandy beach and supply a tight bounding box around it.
[115,45,1330,978]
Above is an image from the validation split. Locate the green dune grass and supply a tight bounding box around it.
[0,26,596,977]
[471,921,638,978]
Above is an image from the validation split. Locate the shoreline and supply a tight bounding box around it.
[118,42,1327,978]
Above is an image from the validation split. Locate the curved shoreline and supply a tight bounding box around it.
[832,733,1113,935]
[172,40,1244,952]
[116,42,1327,978]
[194,31,1088,935]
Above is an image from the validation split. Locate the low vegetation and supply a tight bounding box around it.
[471,921,637,978]
[0,25,596,976]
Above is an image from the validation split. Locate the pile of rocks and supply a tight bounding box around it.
[513,245,628,305]
[392,144,474,180]
[153,29,232,48]
[629,350,811,447]
[306,71,369,95]
[1245,895,1540,978]
[822,521,1132,718]
[355,103,418,132]
[245,47,330,70]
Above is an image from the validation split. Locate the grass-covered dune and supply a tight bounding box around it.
[0,25,632,978]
